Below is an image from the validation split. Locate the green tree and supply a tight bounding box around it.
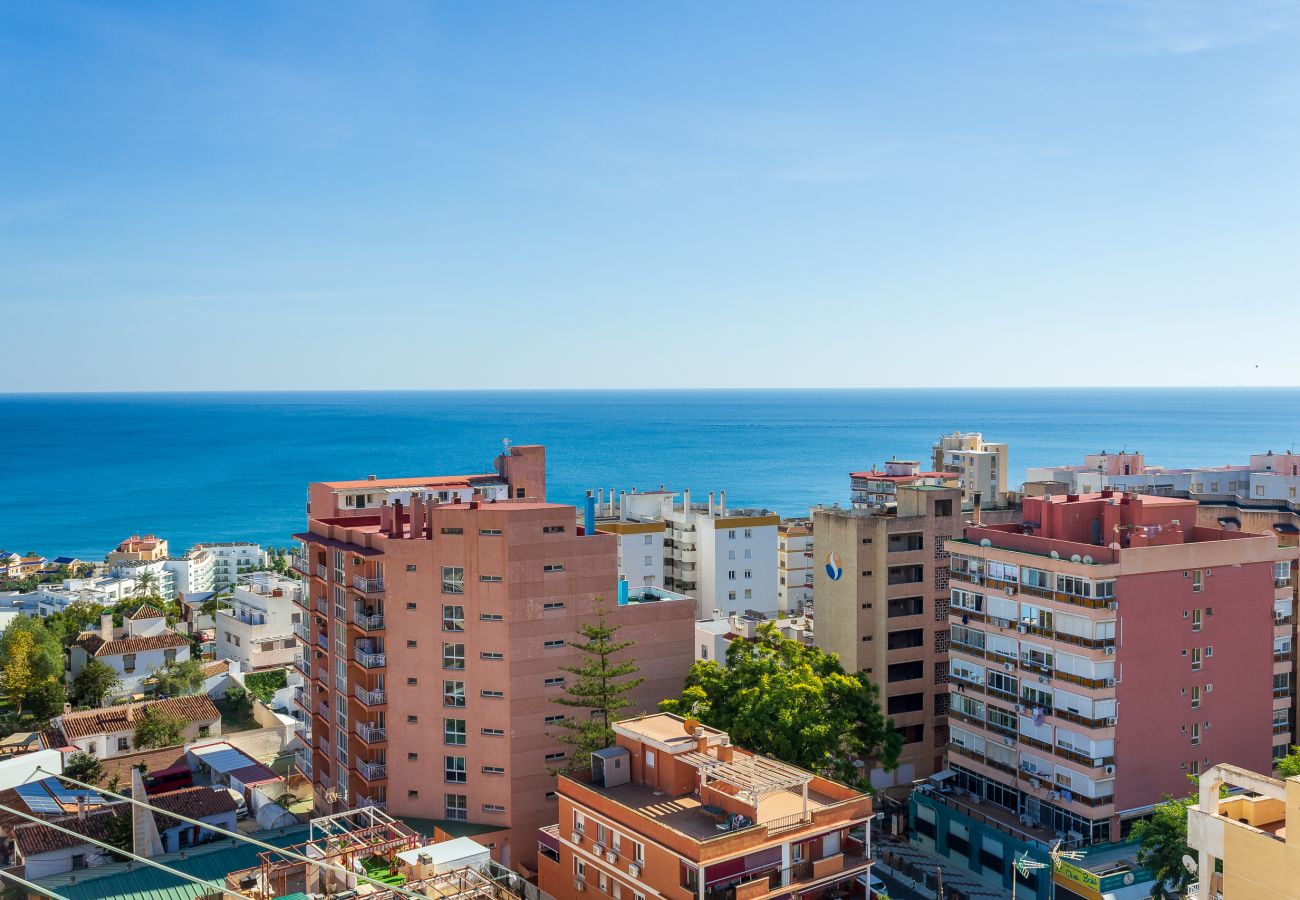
[1,630,37,713]
[243,669,287,705]
[71,658,122,707]
[549,598,644,771]
[1132,793,1196,899]
[26,678,68,721]
[133,705,188,749]
[104,810,133,859]
[44,601,107,648]
[131,569,160,600]
[660,622,902,785]
[62,750,106,787]
[150,657,205,697]
[1275,746,1300,778]
[0,615,64,683]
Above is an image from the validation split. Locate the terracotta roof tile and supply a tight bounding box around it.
[128,603,167,620]
[57,696,220,741]
[74,632,190,657]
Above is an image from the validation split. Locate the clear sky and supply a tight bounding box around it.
[2,1,1298,391]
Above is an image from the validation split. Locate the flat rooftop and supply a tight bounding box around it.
[616,713,724,749]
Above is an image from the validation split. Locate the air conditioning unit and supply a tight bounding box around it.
[1105,678,1116,687]
[594,844,605,856]
[1003,736,1013,746]
[575,880,587,893]
[1038,675,1048,684]
[1104,765,1116,775]
[1017,625,1027,634]
[1104,647,1116,655]
[629,865,641,878]
[571,832,582,844]
[1106,717,1117,726]
[1107,601,1118,610]
[1049,791,1060,800]
[605,851,618,863]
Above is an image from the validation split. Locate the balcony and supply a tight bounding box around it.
[357,722,387,744]
[353,575,384,595]
[291,554,310,575]
[357,760,388,781]
[292,688,310,710]
[293,656,310,678]
[353,610,384,631]
[292,622,311,643]
[354,647,386,668]
[315,596,329,615]
[355,686,387,707]
[315,701,330,721]
[315,564,328,580]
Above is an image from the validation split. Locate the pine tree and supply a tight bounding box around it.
[549,597,644,772]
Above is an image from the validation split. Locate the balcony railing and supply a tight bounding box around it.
[353,576,384,595]
[293,656,310,678]
[355,686,386,706]
[315,564,328,580]
[292,622,311,643]
[354,610,385,631]
[315,597,329,615]
[357,722,387,743]
[291,554,310,575]
[354,648,386,668]
[357,760,388,781]
[316,702,330,720]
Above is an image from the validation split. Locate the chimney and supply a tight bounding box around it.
[100,613,113,641]
[380,501,394,533]
[718,736,734,762]
[972,492,983,526]
[719,490,726,517]
[682,488,691,512]
[708,491,715,516]
[695,728,708,753]
[62,702,71,717]
[409,494,425,539]
[584,491,596,536]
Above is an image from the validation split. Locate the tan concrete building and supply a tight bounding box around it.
[1188,763,1300,900]
[293,445,697,872]
[106,534,169,565]
[813,475,963,791]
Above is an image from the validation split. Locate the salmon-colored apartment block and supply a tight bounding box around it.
[292,445,697,871]
[943,490,1296,845]
[538,713,874,900]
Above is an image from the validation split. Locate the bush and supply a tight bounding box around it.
[244,668,288,705]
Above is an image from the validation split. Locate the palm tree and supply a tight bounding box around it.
[132,569,160,601]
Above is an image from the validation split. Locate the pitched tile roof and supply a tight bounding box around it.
[12,787,236,857]
[129,603,167,620]
[74,632,191,657]
[57,695,220,741]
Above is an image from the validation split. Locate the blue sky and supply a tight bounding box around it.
[2,1,1298,390]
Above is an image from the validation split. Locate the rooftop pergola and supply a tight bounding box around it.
[681,750,813,810]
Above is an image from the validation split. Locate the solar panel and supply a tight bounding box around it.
[193,745,254,774]
[15,781,60,814]
[45,778,105,805]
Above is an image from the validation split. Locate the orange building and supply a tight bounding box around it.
[293,445,697,871]
[538,713,874,900]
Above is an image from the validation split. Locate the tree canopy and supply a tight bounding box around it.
[62,751,106,787]
[1132,792,1196,899]
[550,598,644,772]
[660,623,901,786]
[150,657,205,697]
[71,658,122,708]
[133,706,188,750]
[1275,746,1300,778]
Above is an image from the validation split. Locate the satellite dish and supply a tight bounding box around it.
[1181,854,1197,874]
[1082,555,1094,565]
[980,538,992,547]
[1050,551,1060,559]
[1109,542,1121,550]
[1071,554,1082,563]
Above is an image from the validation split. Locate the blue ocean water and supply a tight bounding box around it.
[2,389,1299,560]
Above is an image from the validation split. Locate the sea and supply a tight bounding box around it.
[2,389,1299,560]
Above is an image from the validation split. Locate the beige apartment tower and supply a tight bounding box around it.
[813,478,962,791]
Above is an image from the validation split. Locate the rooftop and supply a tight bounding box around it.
[320,473,502,492]
[57,695,221,740]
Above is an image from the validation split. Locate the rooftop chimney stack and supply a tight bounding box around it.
[100,613,113,642]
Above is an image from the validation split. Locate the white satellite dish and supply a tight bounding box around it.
[1071,554,1082,563]
[980,538,992,547]
[1050,551,1060,559]
[1082,555,1093,565]
[1109,542,1121,550]
[1181,854,1197,874]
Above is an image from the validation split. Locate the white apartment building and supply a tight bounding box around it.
[1027,450,1300,504]
[108,558,178,598]
[933,432,1009,508]
[214,572,302,671]
[777,519,813,614]
[194,542,267,590]
[36,574,140,615]
[163,546,215,594]
[592,487,780,619]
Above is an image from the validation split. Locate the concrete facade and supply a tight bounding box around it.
[933,432,1009,509]
[777,520,813,615]
[813,481,963,790]
[215,572,301,671]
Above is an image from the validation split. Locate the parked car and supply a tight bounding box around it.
[856,872,889,898]
[222,787,249,819]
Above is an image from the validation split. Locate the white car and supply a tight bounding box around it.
[856,872,888,898]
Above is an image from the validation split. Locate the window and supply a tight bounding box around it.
[122,654,137,673]
[1191,722,1201,746]
[480,612,503,621]
[408,752,418,761]
[544,751,566,762]
[442,604,465,631]
[644,555,653,566]
[443,680,466,707]
[545,714,565,725]
[481,651,504,660]
[406,602,417,610]
[543,564,565,573]
[164,648,177,664]
[1191,685,1201,708]
[117,737,129,751]
[1192,609,1203,632]
[744,528,752,538]
[544,676,565,687]
[483,765,505,775]
[743,569,752,579]
[1191,647,1202,671]
[887,693,925,714]
[483,803,506,813]
[1192,570,1203,593]
[444,719,466,745]
[543,601,565,611]
[71,854,87,870]
[441,567,465,594]
[543,639,566,649]
[406,564,418,571]
[407,677,418,685]
[443,643,465,670]
[445,756,467,783]
[408,790,420,799]
[440,527,463,535]
[481,727,505,736]
[889,596,925,617]
[543,525,565,534]
[934,499,953,516]
[406,639,418,648]
[480,528,503,536]
[445,794,468,820]
[887,660,925,683]
[728,530,736,539]
[407,715,419,724]
[887,628,925,650]
[645,750,655,768]
[728,570,736,580]
[644,535,653,545]
[481,689,504,698]
[480,575,502,583]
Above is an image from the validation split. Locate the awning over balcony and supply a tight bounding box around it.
[292,533,383,556]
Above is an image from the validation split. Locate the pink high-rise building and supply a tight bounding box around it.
[292,445,696,872]
[938,491,1294,848]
